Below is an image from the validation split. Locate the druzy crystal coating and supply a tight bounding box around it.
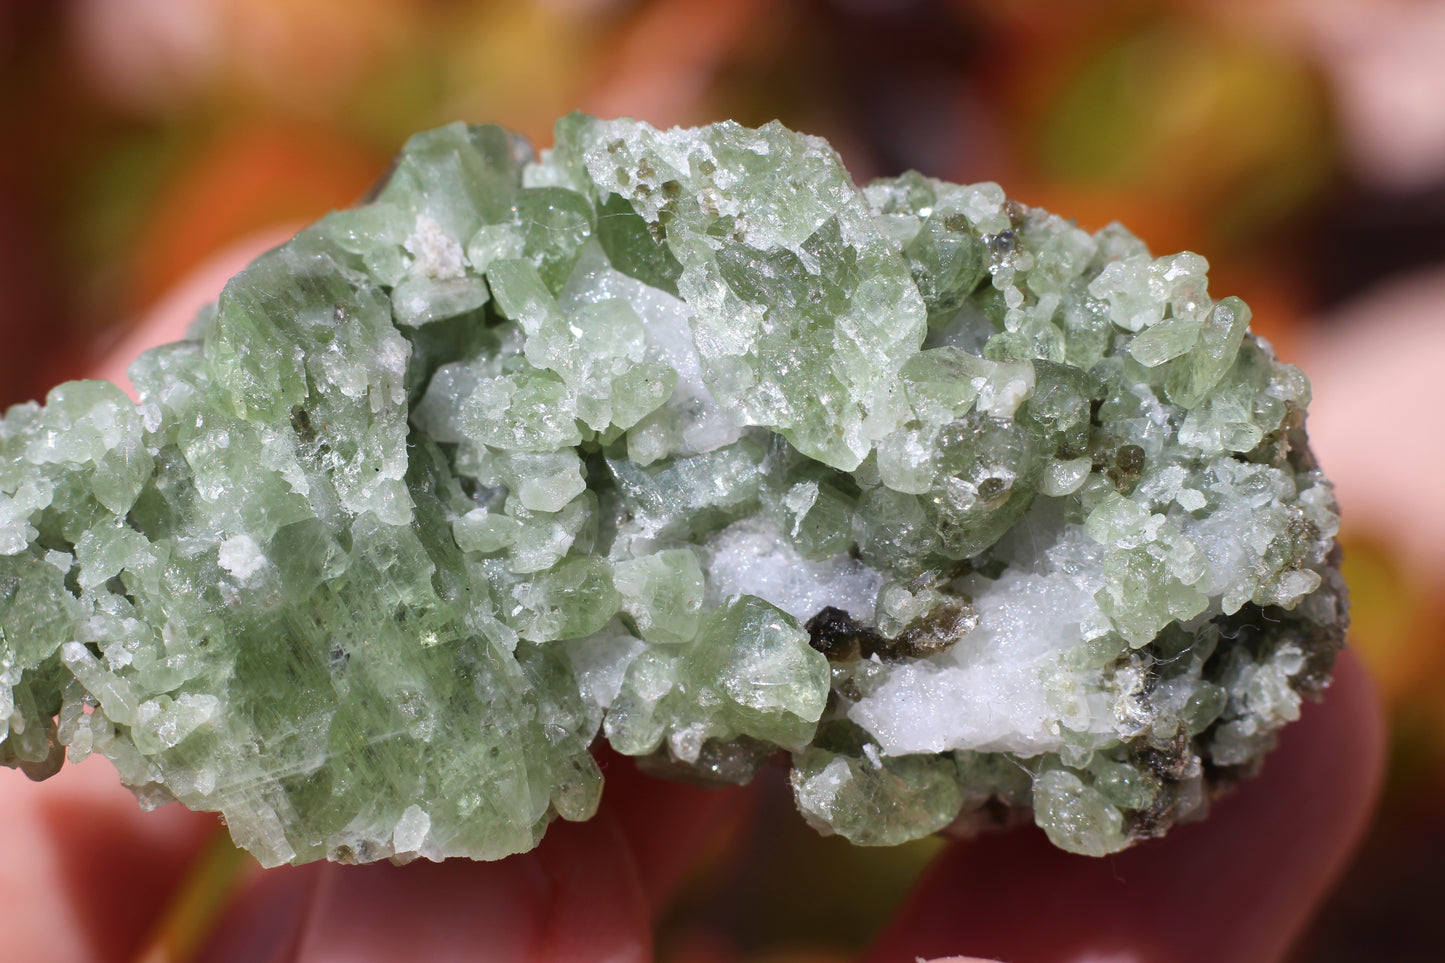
[0,116,1344,865]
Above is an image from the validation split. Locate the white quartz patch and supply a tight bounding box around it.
[405,215,466,280]
[218,534,267,582]
[392,805,431,854]
[703,516,883,622]
[849,521,1114,756]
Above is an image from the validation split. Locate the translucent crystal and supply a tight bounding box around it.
[0,115,1346,865]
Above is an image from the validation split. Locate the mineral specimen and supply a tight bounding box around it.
[0,115,1345,866]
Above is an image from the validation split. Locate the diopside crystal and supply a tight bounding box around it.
[0,116,1345,865]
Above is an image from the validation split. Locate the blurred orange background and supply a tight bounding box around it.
[2,1,1442,959]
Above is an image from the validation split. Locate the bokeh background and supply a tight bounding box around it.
[2,0,1442,960]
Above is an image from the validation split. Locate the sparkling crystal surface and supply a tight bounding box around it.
[0,116,1345,865]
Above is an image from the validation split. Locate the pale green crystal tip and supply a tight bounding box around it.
[0,115,1345,865]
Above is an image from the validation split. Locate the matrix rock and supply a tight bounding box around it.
[0,115,1345,865]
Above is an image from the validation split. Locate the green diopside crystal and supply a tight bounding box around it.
[0,115,1345,865]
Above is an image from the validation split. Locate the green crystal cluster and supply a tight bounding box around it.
[0,115,1344,865]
